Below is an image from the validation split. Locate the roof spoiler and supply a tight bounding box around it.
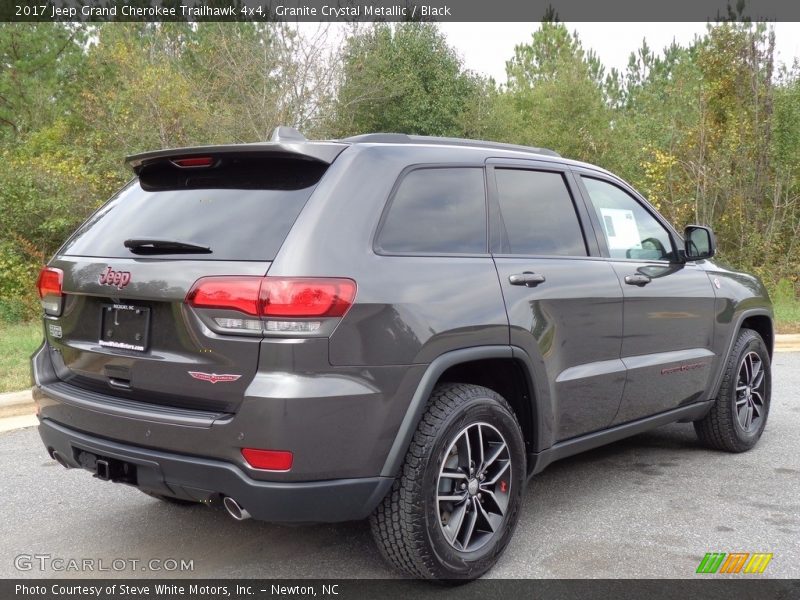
[126,128,346,173]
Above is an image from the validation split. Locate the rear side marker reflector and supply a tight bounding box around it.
[37,267,64,316]
[242,448,293,471]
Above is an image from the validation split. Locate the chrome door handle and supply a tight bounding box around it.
[509,272,546,287]
[625,274,652,286]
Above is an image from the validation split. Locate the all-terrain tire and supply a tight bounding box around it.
[370,383,526,580]
[694,328,771,452]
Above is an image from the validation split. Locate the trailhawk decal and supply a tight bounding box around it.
[661,362,708,375]
[188,371,242,384]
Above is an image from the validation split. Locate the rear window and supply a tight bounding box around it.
[61,156,326,261]
[375,167,487,255]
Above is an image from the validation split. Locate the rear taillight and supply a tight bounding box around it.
[186,276,356,335]
[261,278,355,318]
[241,448,293,471]
[185,277,262,316]
[36,267,63,316]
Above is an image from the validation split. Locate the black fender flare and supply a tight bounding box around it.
[379,345,548,477]
[708,308,773,400]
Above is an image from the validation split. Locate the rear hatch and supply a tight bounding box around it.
[41,141,345,413]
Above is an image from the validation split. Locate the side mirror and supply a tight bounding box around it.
[684,225,716,260]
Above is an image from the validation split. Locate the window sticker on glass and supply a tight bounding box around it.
[599,208,640,251]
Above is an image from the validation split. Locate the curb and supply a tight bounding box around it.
[0,390,34,419]
[0,414,38,434]
[775,333,800,352]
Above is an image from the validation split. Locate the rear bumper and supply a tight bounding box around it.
[32,341,423,482]
[39,418,393,523]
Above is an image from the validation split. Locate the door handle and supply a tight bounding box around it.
[509,272,546,287]
[625,273,652,286]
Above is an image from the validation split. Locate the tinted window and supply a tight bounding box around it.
[582,177,674,261]
[494,169,586,256]
[62,159,323,261]
[377,168,487,254]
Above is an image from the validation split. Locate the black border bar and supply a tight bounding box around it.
[5,0,800,22]
[4,579,800,600]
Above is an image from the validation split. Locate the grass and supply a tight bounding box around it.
[0,320,42,393]
[774,297,800,334]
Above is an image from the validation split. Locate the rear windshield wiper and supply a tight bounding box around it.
[124,238,212,254]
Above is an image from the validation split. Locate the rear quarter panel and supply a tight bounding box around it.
[269,144,510,367]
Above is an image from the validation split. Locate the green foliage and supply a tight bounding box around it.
[0,21,798,330]
[182,23,337,140]
[0,297,35,325]
[0,320,42,391]
[79,24,213,156]
[772,279,800,333]
[502,23,615,164]
[328,23,487,138]
[0,24,85,142]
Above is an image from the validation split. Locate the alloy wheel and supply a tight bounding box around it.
[735,351,766,433]
[436,422,512,552]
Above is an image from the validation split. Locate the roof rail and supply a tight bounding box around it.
[343,133,413,144]
[342,133,561,158]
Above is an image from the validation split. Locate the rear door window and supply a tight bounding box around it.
[61,156,326,261]
[376,167,487,255]
[493,169,587,256]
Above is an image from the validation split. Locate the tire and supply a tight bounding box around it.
[140,490,199,506]
[370,383,526,580]
[694,328,771,452]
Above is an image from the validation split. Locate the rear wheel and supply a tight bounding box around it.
[694,328,771,452]
[370,383,525,580]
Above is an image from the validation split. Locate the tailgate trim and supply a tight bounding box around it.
[37,380,228,428]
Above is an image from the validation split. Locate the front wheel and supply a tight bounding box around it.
[694,328,771,452]
[370,383,526,580]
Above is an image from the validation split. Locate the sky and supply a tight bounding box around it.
[437,22,800,83]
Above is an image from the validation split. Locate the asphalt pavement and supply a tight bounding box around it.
[1,353,798,579]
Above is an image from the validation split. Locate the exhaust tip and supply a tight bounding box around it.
[52,451,70,469]
[223,496,251,521]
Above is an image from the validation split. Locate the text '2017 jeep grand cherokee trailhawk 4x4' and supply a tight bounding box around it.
[32,128,774,580]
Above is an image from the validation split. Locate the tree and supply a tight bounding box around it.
[502,22,615,165]
[328,23,484,137]
[0,24,84,140]
[183,23,341,141]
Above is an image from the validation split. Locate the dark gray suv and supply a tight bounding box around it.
[32,128,773,579]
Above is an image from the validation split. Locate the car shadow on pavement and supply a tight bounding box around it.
[6,422,714,579]
[112,423,704,578]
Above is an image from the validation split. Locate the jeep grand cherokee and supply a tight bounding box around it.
[32,128,773,579]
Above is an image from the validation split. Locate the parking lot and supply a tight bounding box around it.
[1,352,798,579]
